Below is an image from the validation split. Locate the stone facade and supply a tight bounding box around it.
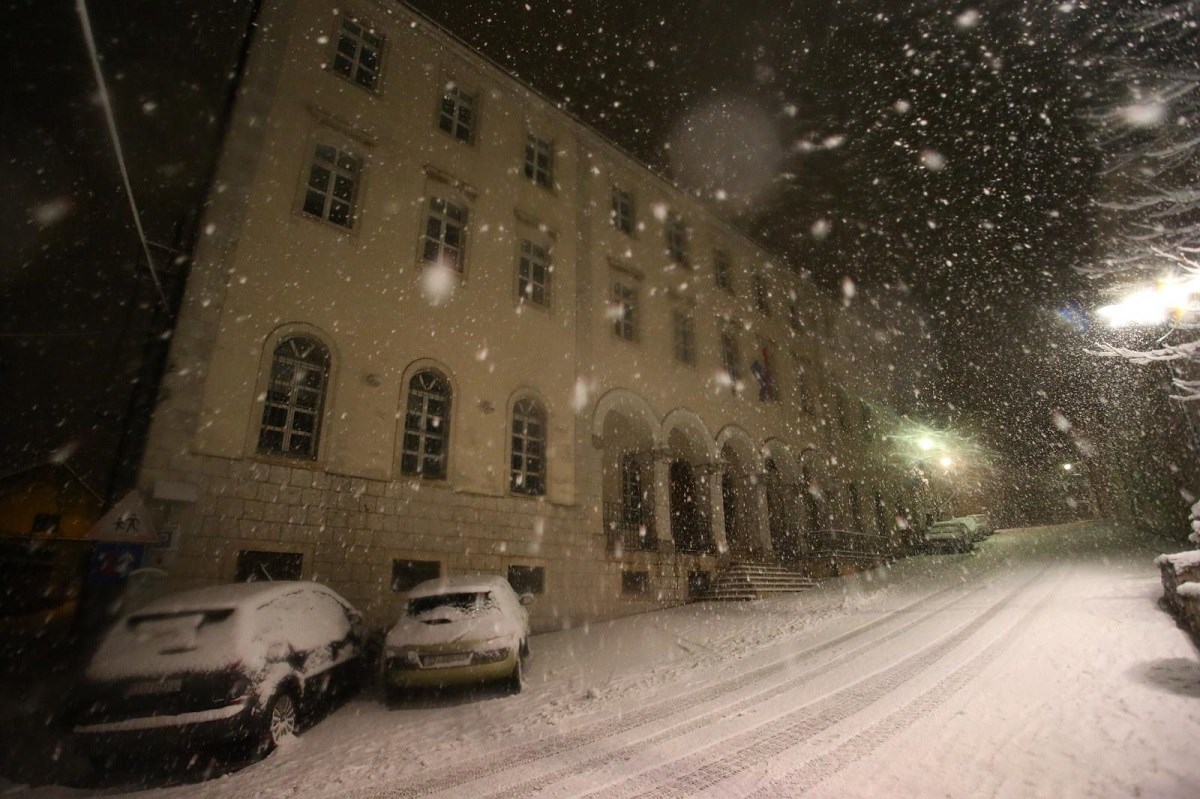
[137,0,934,631]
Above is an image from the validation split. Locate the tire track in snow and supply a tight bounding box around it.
[585,568,1051,799]
[475,582,994,799]
[746,566,1068,798]
[365,581,969,799]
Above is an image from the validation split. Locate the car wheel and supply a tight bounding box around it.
[505,650,525,695]
[260,691,298,754]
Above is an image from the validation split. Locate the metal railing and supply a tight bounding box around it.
[603,500,657,552]
[807,529,892,561]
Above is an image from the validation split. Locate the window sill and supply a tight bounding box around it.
[295,209,358,237]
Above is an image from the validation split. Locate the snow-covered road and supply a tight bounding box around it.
[15,521,1200,798]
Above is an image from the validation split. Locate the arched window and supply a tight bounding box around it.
[509,397,547,495]
[257,336,330,459]
[402,370,451,478]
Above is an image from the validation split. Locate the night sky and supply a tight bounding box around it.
[1,0,1140,502]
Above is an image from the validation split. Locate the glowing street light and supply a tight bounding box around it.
[918,437,934,451]
[1096,274,1200,328]
[939,455,954,468]
[1062,462,1073,471]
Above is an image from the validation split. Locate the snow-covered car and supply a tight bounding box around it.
[383,575,533,698]
[924,521,974,553]
[966,513,995,537]
[950,515,990,542]
[71,581,366,769]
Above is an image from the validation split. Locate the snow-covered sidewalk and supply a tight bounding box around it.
[6,521,1199,798]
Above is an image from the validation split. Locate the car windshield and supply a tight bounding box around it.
[7,2,1200,796]
[408,592,492,616]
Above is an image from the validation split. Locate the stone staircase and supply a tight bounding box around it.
[706,560,818,601]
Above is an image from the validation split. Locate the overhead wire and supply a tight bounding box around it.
[75,0,170,312]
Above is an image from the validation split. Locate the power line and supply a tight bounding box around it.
[75,0,170,312]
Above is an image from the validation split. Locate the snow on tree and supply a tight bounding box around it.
[1086,3,1200,403]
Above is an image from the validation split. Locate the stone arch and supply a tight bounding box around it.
[661,408,718,555]
[717,425,763,555]
[715,425,763,473]
[762,439,803,559]
[661,408,718,462]
[592,388,662,447]
[798,446,828,535]
[593,389,661,553]
[761,439,801,483]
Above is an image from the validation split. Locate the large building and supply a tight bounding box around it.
[136,0,935,630]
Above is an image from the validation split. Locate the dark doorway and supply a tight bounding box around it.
[670,460,710,553]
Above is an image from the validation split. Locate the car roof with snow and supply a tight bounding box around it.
[130,580,329,616]
[406,574,514,599]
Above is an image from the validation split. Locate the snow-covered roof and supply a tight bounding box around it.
[130,581,312,616]
[406,574,511,599]
[1153,550,1200,570]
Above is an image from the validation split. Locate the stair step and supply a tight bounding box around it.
[703,561,818,601]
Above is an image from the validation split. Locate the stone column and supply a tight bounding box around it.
[701,463,729,555]
[782,481,805,554]
[650,448,674,554]
[754,478,775,556]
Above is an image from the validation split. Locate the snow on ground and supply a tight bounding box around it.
[6,521,1199,798]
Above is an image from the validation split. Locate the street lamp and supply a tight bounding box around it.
[918,437,934,451]
[1096,274,1200,328]
[1062,462,1073,472]
[939,455,954,468]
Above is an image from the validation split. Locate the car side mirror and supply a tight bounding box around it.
[519,593,535,606]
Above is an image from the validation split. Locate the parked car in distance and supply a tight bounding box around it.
[383,575,532,698]
[71,581,366,770]
[924,521,974,553]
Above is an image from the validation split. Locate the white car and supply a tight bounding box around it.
[383,575,533,697]
[71,581,366,771]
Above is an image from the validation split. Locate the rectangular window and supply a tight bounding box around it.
[510,398,547,495]
[753,274,771,315]
[524,134,555,187]
[611,187,635,234]
[720,323,741,380]
[392,559,441,592]
[302,143,360,228]
[611,279,638,342]
[438,85,476,142]
[517,239,552,307]
[236,550,303,582]
[752,341,778,402]
[331,15,383,91]
[687,571,712,599]
[421,197,467,271]
[672,309,696,366]
[507,565,545,595]
[621,570,650,596]
[666,213,689,265]
[714,250,733,292]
